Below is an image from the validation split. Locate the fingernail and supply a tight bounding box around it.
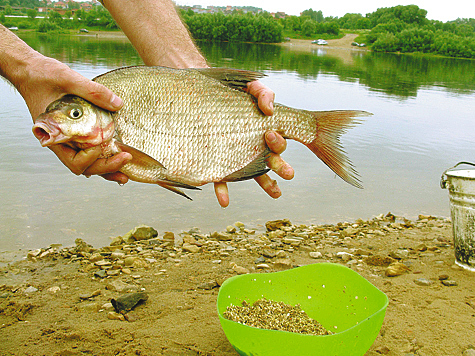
[266,131,276,143]
[283,164,294,179]
[110,94,123,109]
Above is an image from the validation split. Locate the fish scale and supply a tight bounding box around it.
[96,67,283,184]
[33,65,371,200]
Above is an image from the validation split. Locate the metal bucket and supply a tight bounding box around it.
[441,162,475,271]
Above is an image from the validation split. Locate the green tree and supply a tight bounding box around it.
[301,19,316,37]
[27,8,37,19]
[301,8,323,22]
[48,10,63,24]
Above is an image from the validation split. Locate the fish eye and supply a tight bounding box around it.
[69,108,83,120]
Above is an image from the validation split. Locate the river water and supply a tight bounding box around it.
[1,33,474,251]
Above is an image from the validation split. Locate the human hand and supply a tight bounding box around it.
[19,53,131,183]
[213,81,295,207]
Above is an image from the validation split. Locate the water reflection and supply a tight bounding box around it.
[1,33,474,251]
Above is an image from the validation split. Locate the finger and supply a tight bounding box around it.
[265,131,287,155]
[246,81,275,116]
[63,73,123,111]
[254,174,282,199]
[49,144,102,175]
[83,152,132,176]
[214,182,229,208]
[266,153,294,180]
[100,172,130,184]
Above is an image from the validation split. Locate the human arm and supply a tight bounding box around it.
[102,0,294,206]
[0,24,132,182]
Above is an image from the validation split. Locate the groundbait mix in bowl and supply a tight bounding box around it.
[223,298,332,336]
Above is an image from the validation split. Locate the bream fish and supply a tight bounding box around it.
[33,66,371,199]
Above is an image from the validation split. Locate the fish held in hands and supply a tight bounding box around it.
[33,66,371,200]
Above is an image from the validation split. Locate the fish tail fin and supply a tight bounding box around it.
[304,110,371,189]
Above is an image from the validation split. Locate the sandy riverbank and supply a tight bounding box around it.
[1,214,474,355]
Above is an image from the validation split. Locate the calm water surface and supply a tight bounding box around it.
[1,34,474,251]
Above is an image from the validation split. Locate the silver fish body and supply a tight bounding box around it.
[33,66,370,199]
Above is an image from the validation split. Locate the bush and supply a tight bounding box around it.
[38,19,59,32]
[372,33,400,52]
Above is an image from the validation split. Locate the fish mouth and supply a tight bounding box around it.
[32,121,71,147]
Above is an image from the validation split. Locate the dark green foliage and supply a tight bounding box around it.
[183,12,283,43]
[366,5,475,58]
[338,13,371,30]
[301,9,323,23]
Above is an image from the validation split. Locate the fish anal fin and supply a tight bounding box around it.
[157,183,193,201]
[222,148,271,182]
[194,68,266,91]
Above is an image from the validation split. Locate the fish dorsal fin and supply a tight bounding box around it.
[222,148,271,182]
[194,68,266,90]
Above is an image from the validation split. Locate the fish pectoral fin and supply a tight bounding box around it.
[115,141,166,169]
[115,141,201,197]
[222,148,271,182]
[195,68,266,91]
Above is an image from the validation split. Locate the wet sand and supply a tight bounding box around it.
[1,214,474,355]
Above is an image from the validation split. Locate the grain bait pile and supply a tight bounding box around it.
[223,298,332,335]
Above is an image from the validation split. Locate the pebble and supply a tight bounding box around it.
[256,263,271,269]
[390,249,409,259]
[94,270,107,278]
[162,232,175,242]
[24,286,38,293]
[265,219,292,231]
[414,278,433,286]
[254,256,266,264]
[260,248,276,258]
[385,262,409,277]
[107,311,125,321]
[110,252,125,260]
[198,281,218,290]
[234,221,245,230]
[89,253,103,263]
[273,258,292,270]
[231,262,249,275]
[375,346,390,354]
[77,302,100,312]
[123,225,158,243]
[101,302,115,311]
[309,251,323,259]
[106,280,139,293]
[441,280,458,286]
[27,249,42,260]
[226,225,237,233]
[95,260,111,267]
[47,286,61,293]
[124,311,139,322]
[463,349,475,356]
[79,290,101,299]
[337,252,353,262]
[211,231,233,241]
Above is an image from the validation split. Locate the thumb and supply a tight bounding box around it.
[66,74,123,112]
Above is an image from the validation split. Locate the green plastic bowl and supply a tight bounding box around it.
[217,263,388,356]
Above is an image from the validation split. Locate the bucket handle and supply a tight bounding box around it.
[440,161,475,189]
